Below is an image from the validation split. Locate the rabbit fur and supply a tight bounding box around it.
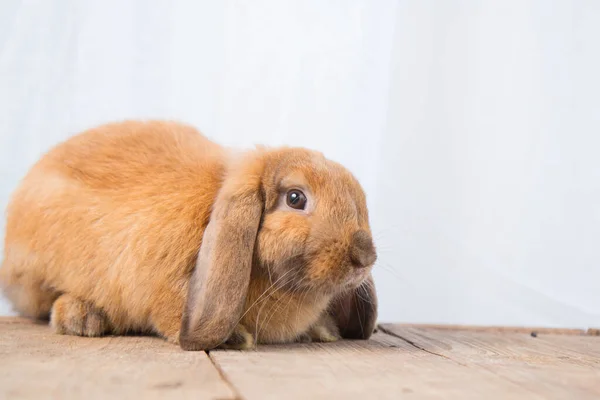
[0,121,378,350]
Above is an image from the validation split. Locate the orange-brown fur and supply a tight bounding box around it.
[0,120,377,349]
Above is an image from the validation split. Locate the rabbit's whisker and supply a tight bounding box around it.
[236,268,295,326]
[258,284,297,340]
[253,274,297,343]
[295,284,311,337]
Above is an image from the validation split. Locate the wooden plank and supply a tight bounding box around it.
[538,334,600,358]
[0,318,235,400]
[4,316,599,399]
[209,331,549,400]
[383,323,586,336]
[380,324,600,399]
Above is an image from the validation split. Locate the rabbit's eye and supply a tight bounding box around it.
[286,189,307,210]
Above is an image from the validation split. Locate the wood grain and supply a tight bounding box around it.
[382,323,586,335]
[209,331,552,400]
[3,317,599,400]
[0,318,235,400]
[380,323,600,399]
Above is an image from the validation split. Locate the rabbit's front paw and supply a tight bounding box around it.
[218,324,255,350]
[307,324,340,342]
[304,314,341,343]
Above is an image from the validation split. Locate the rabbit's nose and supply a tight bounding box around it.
[349,230,377,268]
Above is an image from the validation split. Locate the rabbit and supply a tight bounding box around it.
[0,120,378,350]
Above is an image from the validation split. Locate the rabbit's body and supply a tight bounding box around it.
[1,121,223,341]
[1,121,377,350]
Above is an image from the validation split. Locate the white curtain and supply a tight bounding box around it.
[1,0,598,328]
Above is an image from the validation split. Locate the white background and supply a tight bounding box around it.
[1,0,599,329]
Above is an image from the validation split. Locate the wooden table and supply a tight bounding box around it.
[1,317,598,399]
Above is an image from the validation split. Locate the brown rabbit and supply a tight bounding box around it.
[0,121,377,350]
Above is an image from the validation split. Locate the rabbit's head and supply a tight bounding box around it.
[180,147,377,350]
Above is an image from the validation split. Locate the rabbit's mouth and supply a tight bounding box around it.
[343,265,372,289]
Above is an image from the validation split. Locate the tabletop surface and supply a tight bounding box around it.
[1,317,599,399]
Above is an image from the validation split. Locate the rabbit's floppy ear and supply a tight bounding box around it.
[330,273,378,339]
[180,158,264,351]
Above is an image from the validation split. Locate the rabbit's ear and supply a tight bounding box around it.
[330,274,378,339]
[179,164,263,351]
